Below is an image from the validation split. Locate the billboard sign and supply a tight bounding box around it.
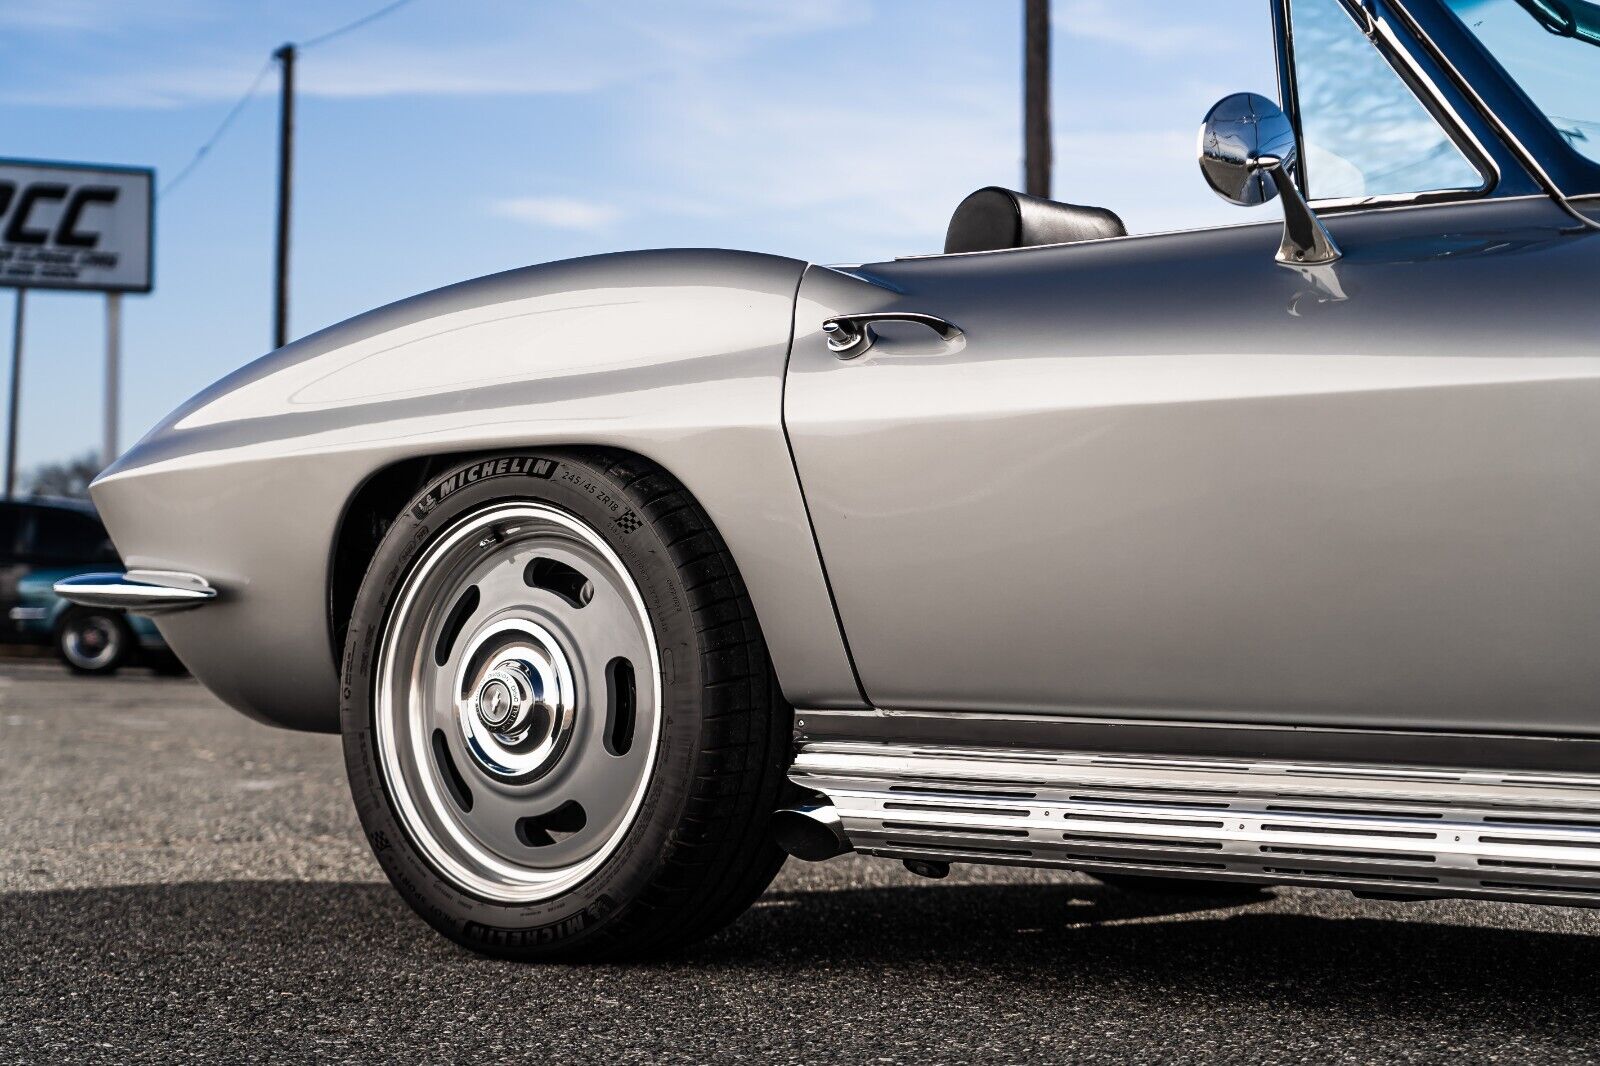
[0,159,153,293]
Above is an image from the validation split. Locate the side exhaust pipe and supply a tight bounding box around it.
[771,804,850,861]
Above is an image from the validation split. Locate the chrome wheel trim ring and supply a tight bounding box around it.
[374,501,662,904]
[63,615,120,670]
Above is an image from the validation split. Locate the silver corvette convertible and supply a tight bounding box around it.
[61,0,1600,959]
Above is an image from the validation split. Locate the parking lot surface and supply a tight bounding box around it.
[5,660,1600,1063]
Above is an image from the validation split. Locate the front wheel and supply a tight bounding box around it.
[56,608,132,676]
[342,451,791,960]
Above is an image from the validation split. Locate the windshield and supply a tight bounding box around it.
[1444,0,1600,164]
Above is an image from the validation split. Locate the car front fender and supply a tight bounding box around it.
[92,248,864,730]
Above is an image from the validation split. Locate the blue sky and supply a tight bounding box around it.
[0,0,1274,473]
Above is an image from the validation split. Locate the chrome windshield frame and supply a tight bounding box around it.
[1270,0,1549,211]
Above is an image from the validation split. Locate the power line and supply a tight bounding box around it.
[300,0,421,51]
[157,0,423,200]
[158,56,274,199]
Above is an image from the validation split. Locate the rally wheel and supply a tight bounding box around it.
[342,450,790,960]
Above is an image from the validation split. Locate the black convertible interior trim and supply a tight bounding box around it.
[944,186,1127,254]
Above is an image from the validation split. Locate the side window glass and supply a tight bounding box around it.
[0,505,18,563]
[1290,0,1485,199]
[29,509,116,564]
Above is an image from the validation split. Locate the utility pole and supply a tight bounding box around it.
[104,293,121,467]
[1024,0,1052,199]
[5,291,23,499]
[273,42,296,350]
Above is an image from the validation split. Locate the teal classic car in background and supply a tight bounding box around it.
[0,498,177,675]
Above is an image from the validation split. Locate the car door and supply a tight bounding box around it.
[783,0,1600,735]
[787,196,1600,735]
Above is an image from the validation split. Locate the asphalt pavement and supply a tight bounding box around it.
[5,659,1600,1064]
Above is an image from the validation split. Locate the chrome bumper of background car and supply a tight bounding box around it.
[53,570,218,615]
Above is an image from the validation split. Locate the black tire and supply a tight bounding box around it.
[55,608,132,676]
[341,450,791,960]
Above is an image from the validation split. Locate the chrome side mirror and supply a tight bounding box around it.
[1198,92,1341,266]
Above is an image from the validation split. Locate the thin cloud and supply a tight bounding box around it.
[1053,0,1210,56]
[0,0,862,107]
[492,197,623,231]
[0,0,213,33]
[605,0,864,65]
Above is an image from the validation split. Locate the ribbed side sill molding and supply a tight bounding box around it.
[789,742,1600,906]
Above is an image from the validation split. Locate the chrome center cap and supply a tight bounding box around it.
[475,677,519,732]
[456,620,578,781]
[475,658,559,744]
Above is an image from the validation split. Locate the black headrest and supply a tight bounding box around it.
[944,186,1126,254]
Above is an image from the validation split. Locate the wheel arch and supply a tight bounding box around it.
[326,446,824,707]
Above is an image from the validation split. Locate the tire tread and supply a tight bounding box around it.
[577,449,790,956]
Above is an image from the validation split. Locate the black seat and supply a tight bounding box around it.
[943,186,1126,254]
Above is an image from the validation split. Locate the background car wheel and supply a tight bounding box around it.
[342,450,791,960]
[56,608,133,676]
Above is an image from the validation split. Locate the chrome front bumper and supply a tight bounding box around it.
[53,570,218,615]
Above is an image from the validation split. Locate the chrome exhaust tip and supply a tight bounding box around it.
[771,804,850,861]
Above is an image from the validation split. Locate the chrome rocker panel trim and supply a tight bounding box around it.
[54,570,218,615]
[790,742,1600,906]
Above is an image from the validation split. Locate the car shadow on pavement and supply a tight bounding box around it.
[5,876,1600,1059]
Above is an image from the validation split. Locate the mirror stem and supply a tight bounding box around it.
[1256,155,1342,266]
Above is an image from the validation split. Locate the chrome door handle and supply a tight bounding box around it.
[821,312,962,359]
